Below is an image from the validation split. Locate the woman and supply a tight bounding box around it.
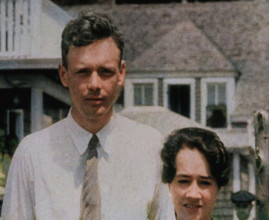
[161,127,230,220]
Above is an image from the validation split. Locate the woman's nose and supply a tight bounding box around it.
[185,182,202,200]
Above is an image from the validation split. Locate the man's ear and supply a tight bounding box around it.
[118,60,126,86]
[58,64,68,88]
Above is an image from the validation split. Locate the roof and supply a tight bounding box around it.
[63,1,269,119]
[129,21,235,73]
[120,106,206,136]
[0,58,61,70]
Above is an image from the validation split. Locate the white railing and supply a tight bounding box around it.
[0,0,41,59]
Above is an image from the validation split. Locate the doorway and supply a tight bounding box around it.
[168,85,190,118]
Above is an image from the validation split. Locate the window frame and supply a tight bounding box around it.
[201,77,235,129]
[124,78,158,107]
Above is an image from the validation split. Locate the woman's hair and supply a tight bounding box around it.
[61,10,124,69]
[161,127,230,188]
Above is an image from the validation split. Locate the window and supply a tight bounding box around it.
[201,78,235,129]
[206,83,227,128]
[134,83,153,106]
[7,109,24,141]
[163,78,195,120]
[168,85,190,118]
[124,79,158,107]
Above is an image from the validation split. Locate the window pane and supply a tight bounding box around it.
[134,84,142,105]
[133,83,154,106]
[206,105,227,128]
[144,84,153,106]
[218,83,226,104]
[207,84,215,106]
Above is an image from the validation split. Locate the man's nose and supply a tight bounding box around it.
[185,182,202,200]
[87,72,101,91]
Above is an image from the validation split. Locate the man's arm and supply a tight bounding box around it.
[1,139,35,220]
[146,130,176,220]
[147,182,176,220]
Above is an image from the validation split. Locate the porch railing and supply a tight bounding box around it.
[0,0,41,59]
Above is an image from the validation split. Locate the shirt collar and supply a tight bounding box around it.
[66,110,117,157]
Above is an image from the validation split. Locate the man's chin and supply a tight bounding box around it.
[86,108,113,120]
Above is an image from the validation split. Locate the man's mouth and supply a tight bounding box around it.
[86,97,105,104]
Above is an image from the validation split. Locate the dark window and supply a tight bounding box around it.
[168,85,190,118]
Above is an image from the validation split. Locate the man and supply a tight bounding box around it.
[1,10,174,220]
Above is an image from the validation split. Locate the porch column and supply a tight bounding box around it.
[233,152,240,220]
[248,162,256,220]
[31,88,43,133]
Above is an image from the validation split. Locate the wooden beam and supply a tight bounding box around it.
[254,110,269,220]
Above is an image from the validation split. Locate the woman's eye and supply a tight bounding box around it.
[200,181,212,186]
[178,180,189,184]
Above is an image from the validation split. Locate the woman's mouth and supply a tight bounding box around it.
[184,204,202,211]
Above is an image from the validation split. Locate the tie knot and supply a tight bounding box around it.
[89,135,99,146]
[88,135,99,159]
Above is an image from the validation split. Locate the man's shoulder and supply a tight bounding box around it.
[19,118,67,149]
[115,114,163,138]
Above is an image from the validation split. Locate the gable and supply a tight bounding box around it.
[129,20,235,73]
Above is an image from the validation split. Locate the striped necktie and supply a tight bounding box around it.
[80,135,101,220]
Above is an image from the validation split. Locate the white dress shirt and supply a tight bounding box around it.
[1,112,175,220]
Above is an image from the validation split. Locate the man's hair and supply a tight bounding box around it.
[61,10,124,69]
[161,127,230,188]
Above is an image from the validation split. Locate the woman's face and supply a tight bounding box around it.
[169,146,218,220]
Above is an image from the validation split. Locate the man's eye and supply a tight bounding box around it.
[99,69,115,77]
[76,69,89,75]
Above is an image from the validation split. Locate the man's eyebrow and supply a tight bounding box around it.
[98,67,114,71]
[98,66,116,71]
[74,67,91,73]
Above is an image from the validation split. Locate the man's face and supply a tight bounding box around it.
[169,146,218,220]
[59,37,125,124]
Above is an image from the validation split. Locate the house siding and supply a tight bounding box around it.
[158,78,163,106]
[195,77,201,123]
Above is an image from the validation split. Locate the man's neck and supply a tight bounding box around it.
[71,110,113,134]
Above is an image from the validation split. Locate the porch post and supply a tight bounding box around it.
[248,162,256,220]
[254,110,269,220]
[233,152,240,220]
